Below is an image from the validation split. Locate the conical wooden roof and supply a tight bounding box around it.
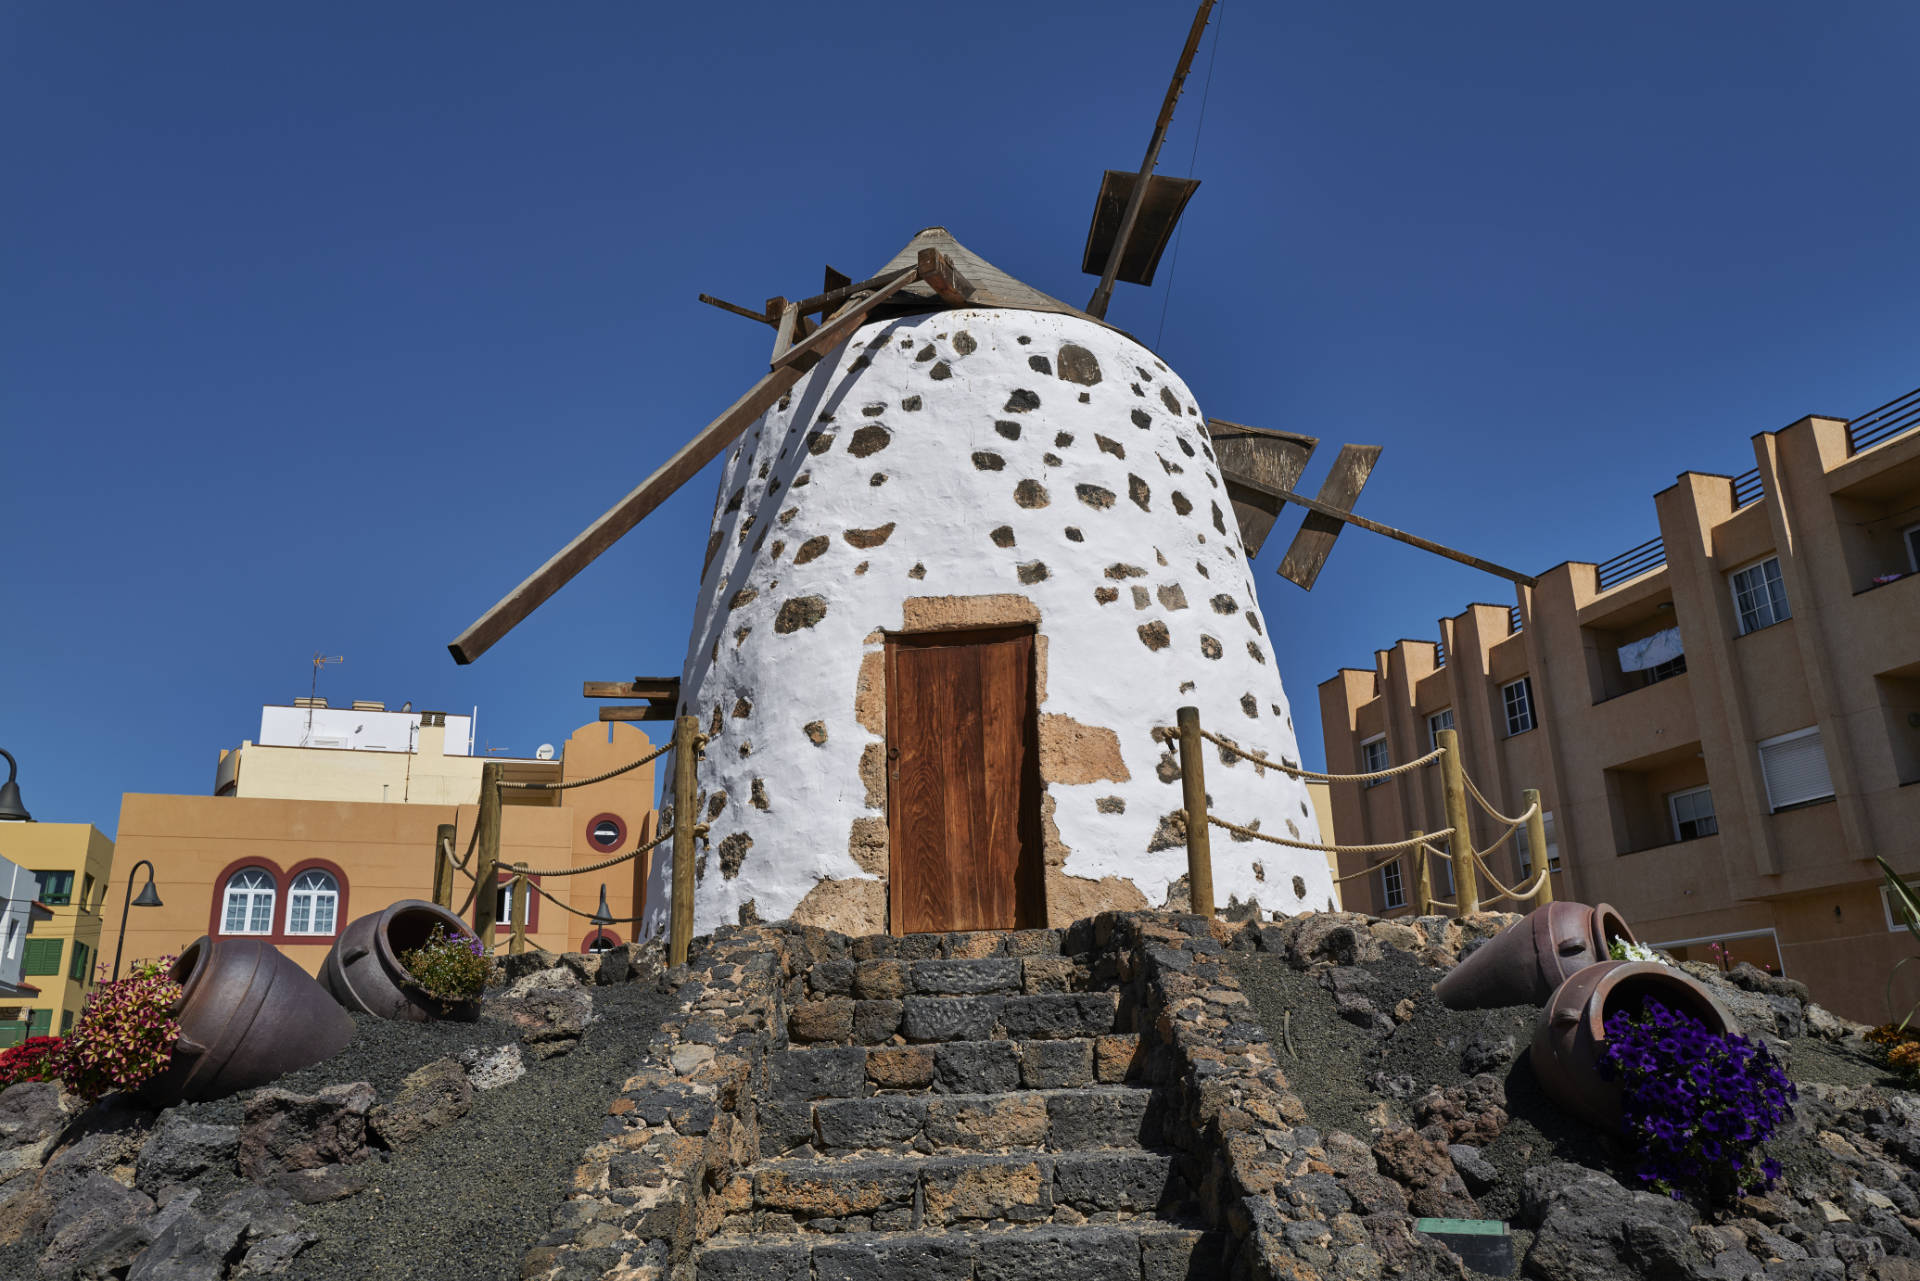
[866,227,1110,328]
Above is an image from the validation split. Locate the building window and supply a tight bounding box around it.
[1429,838,1456,896]
[586,813,627,853]
[79,874,96,912]
[32,871,72,907]
[60,1010,74,1035]
[1667,786,1719,842]
[1502,678,1535,736]
[285,870,340,937]
[1886,878,1920,932]
[220,869,277,935]
[1730,556,1790,634]
[1426,708,1455,752]
[1644,654,1688,685]
[20,938,62,977]
[67,941,92,983]
[1381,859,1406,910]
[1359,736,1390,787]
[1757,727,1835,812]
[1906,524,1920,574]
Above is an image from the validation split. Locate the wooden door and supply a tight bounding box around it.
[885,627,1045,934]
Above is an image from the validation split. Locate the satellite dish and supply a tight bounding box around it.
[535,743,556,761]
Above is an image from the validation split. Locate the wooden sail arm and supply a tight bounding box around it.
[447,261,935,666]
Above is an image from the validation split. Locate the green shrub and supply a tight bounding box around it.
[55,957,182,1103]
[401,925,488,1002]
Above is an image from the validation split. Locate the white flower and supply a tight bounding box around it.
[1609,939,1666,965]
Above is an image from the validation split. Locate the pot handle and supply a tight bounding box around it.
[173,1034,210,1058]
[342,945,370,964]
[1549,1005,1581,1028]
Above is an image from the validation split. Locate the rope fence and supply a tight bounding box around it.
[1167,705,1555,918]
[495,737,673,790]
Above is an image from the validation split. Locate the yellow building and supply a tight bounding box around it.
[105,705,661,977]
[0,822,116,1044]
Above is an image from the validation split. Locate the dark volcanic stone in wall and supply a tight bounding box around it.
[1095,435,1125,459]
[1201,636,1223,659]
[794,537,829,565]
[1076,484,1115,509]
[1005,389,1041,413]
[1241,694,1259,718]
[1094,587,1118,604]
[1131,408,1152,429]
[731,587,759,608]
[1210,594,1238,614]
[1212,502,1227,534]
[1017,562,1049,584]
[1171,491,1192,515]
[953,332,976,354]
[972,452,1006,471]
[1247,641,1266,664]
[844,523,896,549]
[1131,586,1150,609]
[804,721,828,745]
[990,526,1016,548]
[1028,355,1053,375]
[1013,480,1050,508]
[930,361,952,380]
[775,597,828,633]
[732,697,752,718]
[1138,622,1170,651]
[1128,475,1151,511]
[1159,386,1181,414]
[1056,344,1102,386]
[849,426,891,457]
[1104,563,1146,579]
[807,431,835,456]
[718,833,752,879]
[995,421,1021,440]
[1157,584,1187,610]
[1064,527,1083,542]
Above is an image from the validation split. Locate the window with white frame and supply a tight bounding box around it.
[1427,708,1455,751]
[1381,859,1406,909]
[220,869,276,935]
[1502,678,1535,736]
[285,870,339,936]
[1360,736,1390,787]
[1433,838,1455,896]
[1729,556,1791,634]
[1667,786,1719,842]
[1885,878,1920,932]
[1758,727,1835,811]
[1519,809,1562,873]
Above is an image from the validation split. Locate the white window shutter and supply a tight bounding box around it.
[1759,731,1834,810]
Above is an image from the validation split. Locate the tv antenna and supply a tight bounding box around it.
[307,652,345,741]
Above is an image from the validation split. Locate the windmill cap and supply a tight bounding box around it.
[867,227,1111,329]
[914,226,950,237]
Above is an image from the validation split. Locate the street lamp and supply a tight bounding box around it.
[0,750,30,823]
[588,883,615,954]
[111,860,163,982]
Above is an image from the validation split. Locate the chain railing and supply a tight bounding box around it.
[1164,707,1554,919]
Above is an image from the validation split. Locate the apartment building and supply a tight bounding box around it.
[0,822,116,1043]
[105,700,661,978]
[1320,388,1920,1024]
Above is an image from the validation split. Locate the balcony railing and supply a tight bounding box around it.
[1847,385,1920,455]
[1731,467,1764,508]
[1508,605,1522,635]
[1595,536,1667,591]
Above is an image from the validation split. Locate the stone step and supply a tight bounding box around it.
[790,990,1124,1046]
[844,927,1087,962]
[766,1035,1142,1107]
[737,1149,1192,1234]
[696,1222,1228,1281]
[766,1085,1159,1158]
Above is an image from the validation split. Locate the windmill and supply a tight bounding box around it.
[448,2,1529,938]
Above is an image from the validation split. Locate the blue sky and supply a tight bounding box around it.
[4,1,1916,835]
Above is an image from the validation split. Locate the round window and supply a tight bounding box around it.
[586,813,626,852]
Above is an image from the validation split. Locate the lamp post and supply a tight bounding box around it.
[111,860,163,982]
[0,750,30,822]
[588,883,614,954]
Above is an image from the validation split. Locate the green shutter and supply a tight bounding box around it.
[26,1009,51,1038]
[0,1021,23,1048]
[68,942,92,982]
[60,1010,74,1035]
[20,938,62,977]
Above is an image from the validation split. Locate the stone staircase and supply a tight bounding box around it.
[695,932,1226,1281]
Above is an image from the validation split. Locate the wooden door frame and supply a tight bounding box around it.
[882,624,1047,936]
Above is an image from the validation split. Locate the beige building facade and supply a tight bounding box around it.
[1320,391,1920,1024]
[0,822,116,1043]
[106,711,661,979]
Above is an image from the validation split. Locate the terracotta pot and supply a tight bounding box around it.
[321,899,483,1023]
[142,936,355,1106]
[1433,901,1636,1011]
[1529,959,1739,1131]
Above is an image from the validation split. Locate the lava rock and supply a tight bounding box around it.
[135,1115,240,1195]
[1372,1126,1477,1218]
[238,1082,375,1177]
[1447,1143,1499,1195]
[457,1043,526,1090]
[368,1058,472,1149]
[38,1172,155,1279]
[1523,1168,1706,1281]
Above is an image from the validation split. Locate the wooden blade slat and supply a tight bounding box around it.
[447,362,808,665]
[1209,419,1318,558]
[1276,444,1381,590]
[598,705,677,722]
[772,268,918,373]
[583,680,681,700]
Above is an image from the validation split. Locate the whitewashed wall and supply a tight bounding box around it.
[667,307,1331,935]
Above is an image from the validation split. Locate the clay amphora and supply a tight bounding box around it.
[143,936,355,1105]
[1433,901,1635,1010]
[321,899,482,1022]
[1529,959,1739,1131]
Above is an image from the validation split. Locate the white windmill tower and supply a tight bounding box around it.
[449,2,1532,940]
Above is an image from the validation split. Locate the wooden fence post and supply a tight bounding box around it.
[1175,706,1215,919]
[475,761,503,949]
[432,822,455,910]
[1436,729,1479,914]
[1411,830,1431,916]
[669,715,700,967]
[508,864,528,955]
[1523,788,1553,905]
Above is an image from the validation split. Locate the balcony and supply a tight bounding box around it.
[1595,536,1668,592]
[1847,385,1920,456]
[1602,740,1712,856]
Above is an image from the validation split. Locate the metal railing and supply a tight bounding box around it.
[1594,536,1667,591]
[1434,639,1447,668]
[1847,385,1920,455]
[1507,605,1523,635]
[1731,467,1765,508]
